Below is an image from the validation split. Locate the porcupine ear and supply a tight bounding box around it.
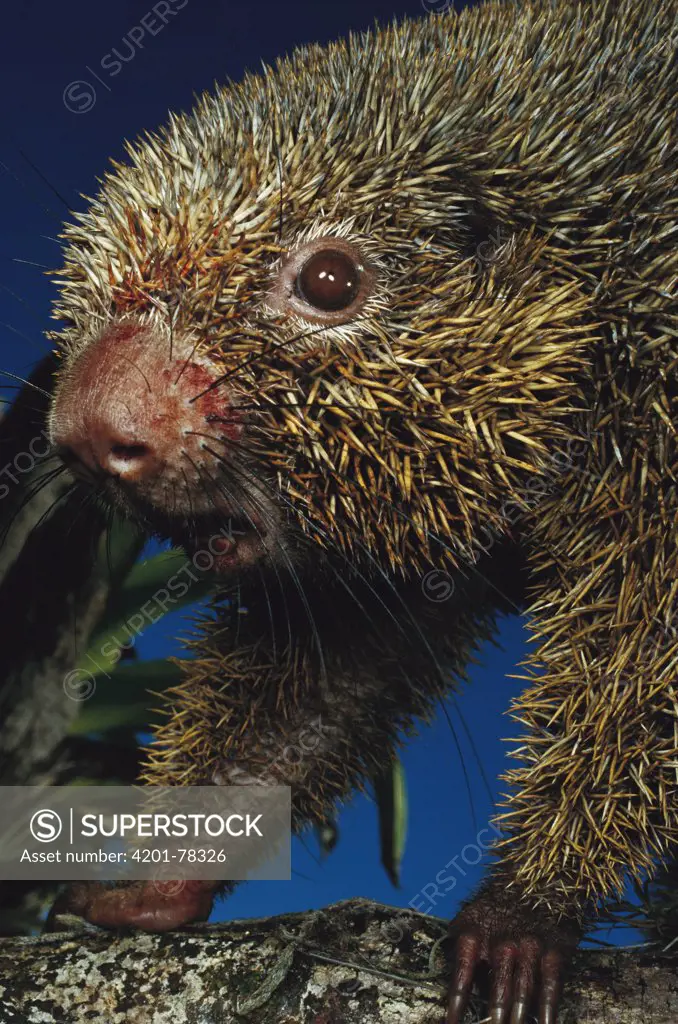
[430,167,513,272]
[459,203,514,272]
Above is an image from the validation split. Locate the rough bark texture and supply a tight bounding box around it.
[0,899,676,1024]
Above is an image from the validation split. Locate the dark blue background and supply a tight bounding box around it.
[0,0,631,941]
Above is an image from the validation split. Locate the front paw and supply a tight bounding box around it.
[446,881,582,1024]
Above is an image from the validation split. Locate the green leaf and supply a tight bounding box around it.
[373,756,408,888]
[81,548,219,677]
[68,659,184,735]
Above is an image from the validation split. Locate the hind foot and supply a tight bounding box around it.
[446,880,582,1024]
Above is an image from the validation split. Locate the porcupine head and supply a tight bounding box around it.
[45,0,620,1017]
[47,8,595,576]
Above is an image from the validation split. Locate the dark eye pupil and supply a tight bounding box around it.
[295,250,359,311]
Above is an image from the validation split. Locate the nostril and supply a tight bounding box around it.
[101,440,156,480]
[110,443,151,462]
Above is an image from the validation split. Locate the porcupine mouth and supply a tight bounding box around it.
[75,472,268,577]
[58,446,275,575]
[179,514,270,574]
[137,505,272,575]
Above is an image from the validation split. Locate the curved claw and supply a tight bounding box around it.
[539,949,565,1024]
[509,940,540,1024]
[488,940,519,1023]
[447,930,567,1024]
[446,932,482,1023]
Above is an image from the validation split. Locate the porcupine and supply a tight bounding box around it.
[44,0,678,1019]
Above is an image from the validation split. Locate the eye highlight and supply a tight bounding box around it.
[294,249,359,312]
[267,235,377,326]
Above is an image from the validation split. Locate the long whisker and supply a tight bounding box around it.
[8,258,52,270]
[174,333,204,387]
[186,450,296,661]
[16,147,73,212]
[117,354,153,393]
[0,370,52,400]
[0,465,70,554]
[0,280,58,332]
[266,479,409,637]
[269,470,497,817]
[194,457,284,661]
[214,459,294,657]
[180,468,199,551]
[0,319,48,354]
[273,484,488,823]
[0,461,69,549]
[359,483,525,618]
[186,447,326,683]
[347,531,493,821]
[307,475,512,812]
[0,157,66,225]
[218,477,280,659]
[0,478,83,726]
[103,502,119,588]
[0,397,48,414]
[57,481,105,547]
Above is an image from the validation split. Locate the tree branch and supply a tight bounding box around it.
[0,899,675,1023]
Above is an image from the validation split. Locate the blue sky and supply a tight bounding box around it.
[0,0,637,943]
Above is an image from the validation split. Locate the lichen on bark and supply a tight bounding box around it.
[0,899,677,1024]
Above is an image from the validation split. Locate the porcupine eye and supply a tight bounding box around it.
[267,235,376,325]
[294,250,359,311]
